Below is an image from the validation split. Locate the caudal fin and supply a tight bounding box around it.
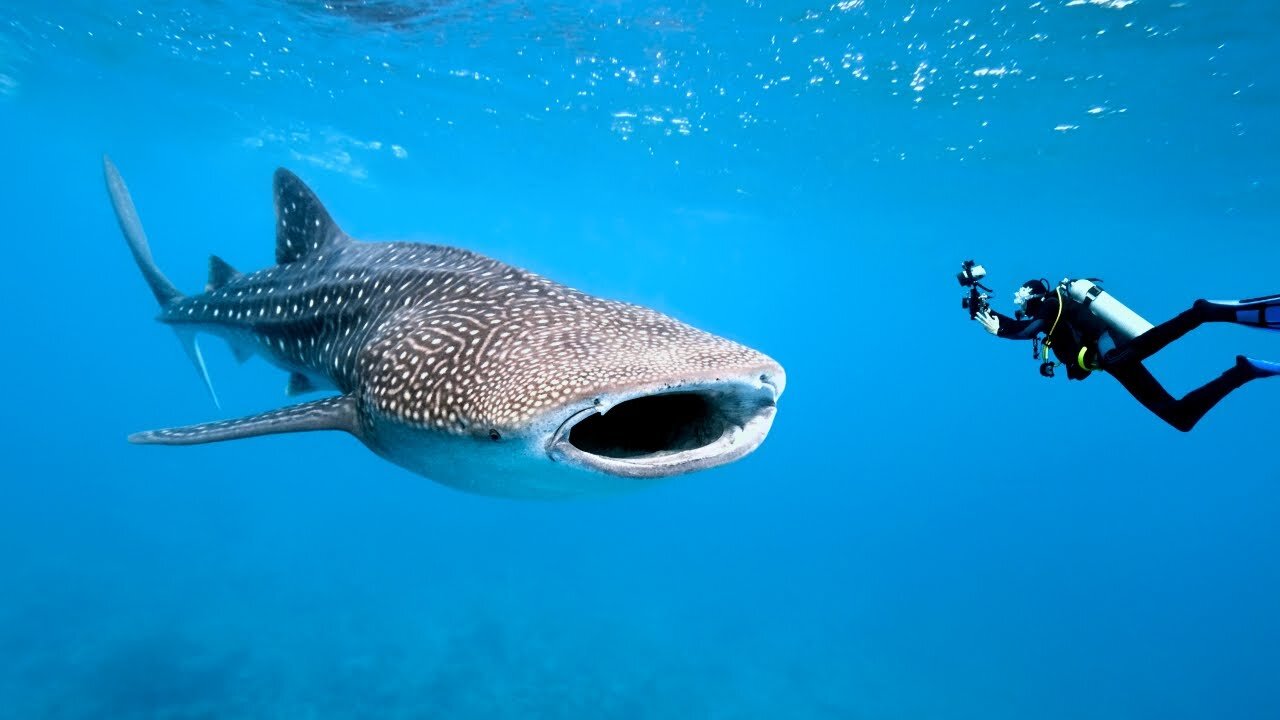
[103,155,219,407]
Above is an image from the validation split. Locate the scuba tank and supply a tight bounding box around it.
[1063,278,1153,343]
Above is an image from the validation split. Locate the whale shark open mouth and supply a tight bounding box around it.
[547,378,780,478]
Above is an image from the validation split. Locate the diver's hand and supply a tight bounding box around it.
[975,309,1000,335]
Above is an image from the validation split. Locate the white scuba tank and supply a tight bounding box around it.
[1063,279,1154,343]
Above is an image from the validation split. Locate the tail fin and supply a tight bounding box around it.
[103,155,219,407]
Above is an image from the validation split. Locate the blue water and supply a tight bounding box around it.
[4,0,1280,717]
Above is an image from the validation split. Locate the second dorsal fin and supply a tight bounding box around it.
[206,255,242,292]
[273,168,347,265]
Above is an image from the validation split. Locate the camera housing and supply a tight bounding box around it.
[957,260,987,287]
[958,259,992,319]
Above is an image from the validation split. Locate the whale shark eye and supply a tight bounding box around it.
[489,428,501,441]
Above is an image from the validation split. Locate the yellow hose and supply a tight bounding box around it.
[1042,286,1064,360]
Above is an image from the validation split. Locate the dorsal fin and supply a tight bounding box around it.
[206,255,242,292]
[273,168,347,265]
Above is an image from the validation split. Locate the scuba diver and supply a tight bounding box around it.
[958,260,1280,432]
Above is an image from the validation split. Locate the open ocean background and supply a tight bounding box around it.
[3,1,1280,717]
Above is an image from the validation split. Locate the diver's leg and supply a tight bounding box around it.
[1106,294,1280,367]
[1107,357,1272,432]
[1102,300,1235,366]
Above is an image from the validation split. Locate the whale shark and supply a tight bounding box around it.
[105,156,785,498]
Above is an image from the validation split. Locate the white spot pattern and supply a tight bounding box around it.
[160,170,777,439]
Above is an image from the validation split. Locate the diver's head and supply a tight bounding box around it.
[1013,278,1050,315]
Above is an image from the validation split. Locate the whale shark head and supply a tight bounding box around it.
[358,288,786,498]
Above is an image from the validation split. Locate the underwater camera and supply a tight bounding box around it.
[958,259,992,319]
[957,260,986,287]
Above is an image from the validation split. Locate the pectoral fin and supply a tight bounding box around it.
[129,395,359,446]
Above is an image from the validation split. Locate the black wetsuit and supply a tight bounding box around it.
[992,292,1260,432]
[990,291,1100,381]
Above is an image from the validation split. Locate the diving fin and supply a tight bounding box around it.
[1202,294,1280,330]
[1237,355,1280,379]
[129,395,360,446]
